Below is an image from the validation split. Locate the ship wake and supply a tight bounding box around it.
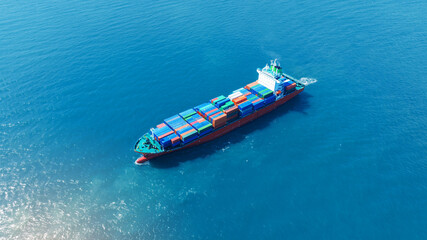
[299,77,318,86]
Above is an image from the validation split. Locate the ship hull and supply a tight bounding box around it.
[136,87,304,164]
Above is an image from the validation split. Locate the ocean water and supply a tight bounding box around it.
[1,0,426,239]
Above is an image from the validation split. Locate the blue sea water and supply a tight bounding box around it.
[1,0,426,239]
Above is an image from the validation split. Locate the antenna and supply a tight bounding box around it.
[264,64,269,70]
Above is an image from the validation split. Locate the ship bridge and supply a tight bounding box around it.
[256,59,305,99]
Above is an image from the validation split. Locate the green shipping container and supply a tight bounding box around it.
[200,104,215,112]
[259,89,273,98]
[199,123,212,132]
[220,101,234,111]
[247,95,257,101]
[183,112,196,119]
[212,95,226,104]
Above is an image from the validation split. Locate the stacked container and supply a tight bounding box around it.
[256,87,274,99]
[245,82,276,105]
[228,91,243,101]
[211,95,230,109]
[152,123,172,140]
[179,108,213,137]
[214,94,239,121]
[194,103,212,112]
[184,113,213,136]
[237,100,253,117]
[210,95,225,104]
[222,105,239,121]
[232,95,247,105]
[195,103,227,129]
[164,115,198,144]
[179,108,197,120]
[263,93,276,105]
[233,88,251,96]
[283,80,296,94]
[160,133,180,148]
[220,100,235,111]
[246,93,265,110]
[148,77,299,149]
[152,123,180,148]
[245,81,258,90]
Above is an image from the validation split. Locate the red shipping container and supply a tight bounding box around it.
[213,113,226,125]
[286,83,296,90]
[196,111,205,119]
[213,119,226,128]
[156,123,166,128]
[224,105,238,115]
[175,124,189,132]
[158,130,174,140]
[189,119,198,125]
[171,136,180,144]
[210,111,222,120]
[245,81,258,90]
[205,108,218,116]
[232,96,247,104]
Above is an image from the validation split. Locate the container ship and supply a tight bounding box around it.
[134,60,311,164]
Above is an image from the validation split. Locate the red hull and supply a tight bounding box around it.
[136,88,304,164]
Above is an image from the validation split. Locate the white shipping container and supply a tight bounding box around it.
[228,92,243,100]
[233,88,244,93]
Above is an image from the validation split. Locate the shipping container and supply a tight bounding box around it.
[252,98,264,110]
[227,113,239,122]
[181,132,198,144]
[156,123,166,128]
[286,83,297,91]
[286,87,296,94]
[232,95,247,104]
[159,136,172,148]
[170,133,180,145]
[238,101,253,111]
[214,98,229,108]
[228,91,243,100]
[264,95,276,105]
[220,101,235,111]
[152,124,174,141]
[179,109,197,120]
[223,105,239,116]
[232,88,245,93]
[239,108,253,117]
[210,95,226,104]
[245,81,259,90]
[194,103,211,111]
[212,113,227,128]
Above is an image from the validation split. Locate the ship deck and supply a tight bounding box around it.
[135,87,304,158]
